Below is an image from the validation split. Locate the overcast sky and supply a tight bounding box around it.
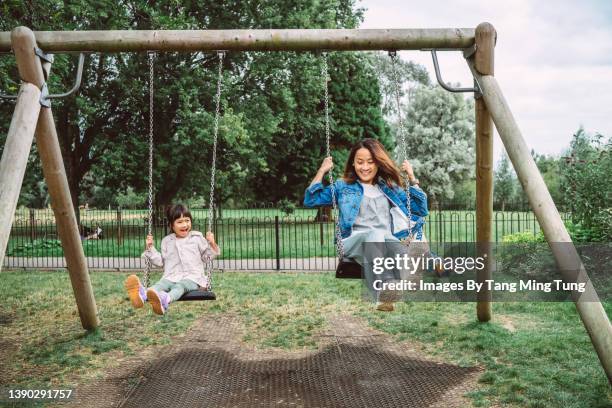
[359,0,612,163]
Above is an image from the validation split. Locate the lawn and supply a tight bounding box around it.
[0,270,609,407]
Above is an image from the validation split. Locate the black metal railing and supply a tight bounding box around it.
[4,204,570,270]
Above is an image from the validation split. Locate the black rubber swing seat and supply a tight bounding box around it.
[335,258,363,279]
[177,289,216,301]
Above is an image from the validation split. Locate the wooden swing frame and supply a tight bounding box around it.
[0,25,610,382]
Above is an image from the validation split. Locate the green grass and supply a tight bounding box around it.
[0,270,610,407]
[7,209,549,259]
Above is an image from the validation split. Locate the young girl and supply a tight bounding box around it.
[304,138,428,311]
[124,203,220,315]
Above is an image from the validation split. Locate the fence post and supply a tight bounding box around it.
[319,221,324,247]
[275,216,280,270]
[29,208,36,243]
[213,205,217,236]
[116,208,122,246]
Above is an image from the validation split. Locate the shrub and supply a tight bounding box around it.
[278,199,296,216]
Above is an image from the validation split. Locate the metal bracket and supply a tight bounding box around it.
[430,49,482,99]
[0,52,85,102]
[39,83,51,108]
[34,47,54,64]
[462,44,477,59]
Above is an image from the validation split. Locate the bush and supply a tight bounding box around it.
[279,199,296,216]
[564,220,607,243]
[502,231,545,244]
[502,218,608,244]
[8,239,62,256]
[560,129,611,241]
[116,187,147,209]
[592,208,612,240]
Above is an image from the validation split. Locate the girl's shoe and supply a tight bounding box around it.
[125,275,147,308]
[147,288,170,315]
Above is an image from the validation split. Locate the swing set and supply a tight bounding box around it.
[0,25,610,382]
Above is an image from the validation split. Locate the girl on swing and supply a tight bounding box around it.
[124,204,220,315]
[304,138,428,311]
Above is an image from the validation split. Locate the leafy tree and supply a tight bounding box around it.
[1,0,134,219]
[451,180,476,209]
[368,52,430,119]
[532,150,562,208]
[233,50,389,204]
[401,85,475,205]
[494,152,516,211]
[1,0,386,214]
[116,186,146,209]
[560,127,611,240]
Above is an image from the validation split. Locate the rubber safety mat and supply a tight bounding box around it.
[119,343,477,408]
[59,314,480,408]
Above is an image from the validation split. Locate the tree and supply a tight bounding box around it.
[560,127,611,239]
[532,150,562,208]
[1,0,134,218]
[494,152,516,211]
[1,0,383,212]
[401,85,475,205]
[233,50,389,204]
[368,52,430,119]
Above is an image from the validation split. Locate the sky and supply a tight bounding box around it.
[359,0,612,163]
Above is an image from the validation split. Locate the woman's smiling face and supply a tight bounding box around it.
[353,147,378,184]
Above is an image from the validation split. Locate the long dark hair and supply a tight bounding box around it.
[343,138,404,187]
[165,203,192,229]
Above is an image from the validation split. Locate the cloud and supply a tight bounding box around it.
[359,0,612,161]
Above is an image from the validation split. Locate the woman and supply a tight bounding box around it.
[304,138,428,311]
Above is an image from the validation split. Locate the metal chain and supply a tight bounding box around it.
[322,53,344,259]
[144,51,155,287]
[389,51,414,243]
[204,51,225,290]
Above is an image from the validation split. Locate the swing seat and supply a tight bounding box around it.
[177,289,216,301]
[335,258,363,279]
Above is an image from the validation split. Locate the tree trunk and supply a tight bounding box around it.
[315,207,332,222]
[430,198,440,211]
[69,174,81,228]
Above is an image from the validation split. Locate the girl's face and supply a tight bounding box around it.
[353,147,378,184]
[172,215,192,238]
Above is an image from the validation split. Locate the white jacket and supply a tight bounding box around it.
[142,231,220,288]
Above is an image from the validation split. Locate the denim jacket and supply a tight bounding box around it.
[304,179,428,240]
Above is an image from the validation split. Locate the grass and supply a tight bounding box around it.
[7,209,548,259]
[0,270,610,407]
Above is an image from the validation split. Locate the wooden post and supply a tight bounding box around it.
[467,59,612,383]
[0,83,41,269]
[12,26,99,329]
[474,23,496,322]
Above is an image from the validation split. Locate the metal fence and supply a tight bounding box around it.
[4,204,570,271]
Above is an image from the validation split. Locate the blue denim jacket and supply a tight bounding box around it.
[304,179,428,240]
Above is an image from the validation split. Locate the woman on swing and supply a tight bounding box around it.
[304,138,428,311]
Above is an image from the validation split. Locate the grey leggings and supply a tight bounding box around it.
[150,278,199,302]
